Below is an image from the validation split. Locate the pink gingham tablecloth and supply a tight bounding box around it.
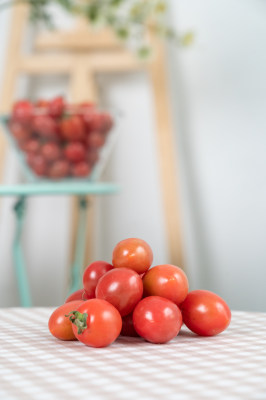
[0,308,266,400]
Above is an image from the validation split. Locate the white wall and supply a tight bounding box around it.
[0,1,266,311]
[168,0,266,311]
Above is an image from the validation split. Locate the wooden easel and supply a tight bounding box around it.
[0,4,184,271]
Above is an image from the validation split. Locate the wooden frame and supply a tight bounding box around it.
[0,5,184,271]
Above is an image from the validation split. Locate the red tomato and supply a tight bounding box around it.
[87,131,105,148]
[83,261,113,298]
[83,111,106,132]
[95,268,143,316]
[60,116,86,142]
[112,238,153,274]
[143,264,189,306]
[180,290,231,336]
[121,313,139,337]
[72,161,91,177]
[48,300,83,341]
[133,296,182,344]
[32,115,58,139]
[12,100,34,123]
[35,99,50,109]
[65,289,91,303]
[20,139,40,154]
[27,154,48,176]
[41,142,62,162]
[48,160,70,179]
[100,112,113,133]
[69,299,122,348]
[9,120,32,142]
[87,149,99,166]
[48,96,65,118]
[64,142,86,163]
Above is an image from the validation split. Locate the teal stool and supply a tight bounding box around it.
[0,182,119,307]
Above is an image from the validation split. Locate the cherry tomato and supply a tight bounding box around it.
[12,100,34,123]
[180,290,231,336]
[27,154,48,177]
[32,115,58,139]
[133,296,182,344]
[72,161,91,178]
[87,131,105,148]
[112,238,153,274]
[48,96,65,118]
[65,289,91,303]
[143,264,189,306]
[64,142,86,163]
[100,113,113,133]
[83,111,106,132]
[60,115,86,142]
[95,268,143,316]
[121,313,139,337]
[9,120,32,142]
[87,149,99,166]
[83,261,113,298]
[69,299,122,348]
[20,139,40,154]
[41,142,62,162]
[48,300,83,341]
[48,160,70,179]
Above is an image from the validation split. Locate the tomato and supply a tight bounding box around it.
[10,120,32,142]
[180,290,231,336]
[143,264,188,306]
[65,289,91,303]
[83,261,113,298]
[120,313,139,337]
[69,299,122,348]
[72,161,91,177]
[83,111,106,132]
[100,112,113,133]
[95,268,143,316]
[87,131,105,148]
[60,115,86,142]
[112,238,153,274]
[48,160,70,179]
[87,149,99,166]
[12,100,34,123]
[133,296,182,344]
[20,139,40,154]
[48,96,65,118]
[28,154,48,176]
[32,115,58,139]
[48,300,83,341]
[41,142,62,162]
[64,142,86,163]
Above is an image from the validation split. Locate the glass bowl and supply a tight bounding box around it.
[0,98,118,182]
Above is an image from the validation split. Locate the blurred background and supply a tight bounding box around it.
[0,0,265,311]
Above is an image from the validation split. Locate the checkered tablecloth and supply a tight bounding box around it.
[0,308,266,400]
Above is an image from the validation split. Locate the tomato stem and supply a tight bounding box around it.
[65,311,88,334]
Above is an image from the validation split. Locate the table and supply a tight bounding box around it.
[0,309,266,400]
[0,183,119,307]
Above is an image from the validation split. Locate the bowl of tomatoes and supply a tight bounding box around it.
[1,97,116,181]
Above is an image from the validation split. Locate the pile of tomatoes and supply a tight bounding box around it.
[9,97,113,179]
[48,238,231,348]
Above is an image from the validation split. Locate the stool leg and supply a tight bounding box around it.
[13,196,32,307]
[68,196,88,294]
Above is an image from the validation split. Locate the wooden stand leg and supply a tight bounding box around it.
[68,62,98,272]
[0,5,29,180]
[149,42,184,269]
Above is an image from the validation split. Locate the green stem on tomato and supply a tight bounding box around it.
[65,311,88,335]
